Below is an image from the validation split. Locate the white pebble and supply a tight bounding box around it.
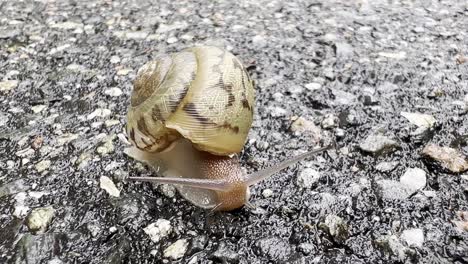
[99,176,120,197]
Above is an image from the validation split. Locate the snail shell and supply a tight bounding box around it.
[126,46,254,155]
[125,46,329,211]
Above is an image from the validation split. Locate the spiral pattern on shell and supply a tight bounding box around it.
[126,46,255,155]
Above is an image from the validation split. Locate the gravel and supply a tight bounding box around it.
[1,0,467,263]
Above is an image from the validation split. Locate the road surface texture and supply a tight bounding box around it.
[1,0,467,263]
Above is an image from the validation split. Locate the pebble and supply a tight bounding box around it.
[15,148,35,158]
[188,235,208,255]
[31,105,47,114]
[114,31,149,40]
[252,35,267,47]
[143,219,172,243]
[319,214,349,243]
[0,112,8,127]
[116,68,132,76]
[400,168,426,193]
[26,206,55,234]
[167,36,178,44]
[304,82,322,91]
[401,112,436,128]
[377,180,411,200]
[262,189,273,198]
[105,119,120,127]
[296,168,320,188]
[110,56,120,64]
[255,236,291,261]
[87,108,111,120]
[291,117,320,135]
[13,192,29,217]
[0,179,29,198]
[269,106,287,117]
[159,184,176,198]
[421,144,468,173]
[321,114,338,129]
[50,21,83,30]
[378,51,407,60]
[375,235,413,260]
[209,242,239,263]
[99,176,120,197]
[334,42,353,58]
[163,239,189,260]
[359,135,399,155]
[97,136,115,156]
[35,160,51,173]
[0,80,19,92]
[376,161,399,172]
[104,87,123,97]
[401,228,424,247]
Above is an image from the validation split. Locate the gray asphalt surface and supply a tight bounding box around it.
[1,0,467,263]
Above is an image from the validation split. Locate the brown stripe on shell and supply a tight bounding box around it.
[167,72,194,113]
[183,102,216,126]
[151,105,164,122]
[220,122,240,134]
[216,76,235,107]
[137,117,151,136]
[129,127,136,142]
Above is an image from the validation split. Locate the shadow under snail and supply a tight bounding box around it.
[125,46,329,211]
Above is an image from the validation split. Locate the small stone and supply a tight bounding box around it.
[377,180,412,200]
[110,56,120,64]
[15,148,35,158]
[31,105,47,114]
[0,80,19,92]
[56,133,79,146]
[252,35,267,47]
[334,42,353,58]
[376,161,399,172]
[304,82,322,91]
[116,68,132,76]
[167,36,178,44]
[210,242,239,263]
[291,117,319,134]
[297,168,320,188]
[421,144,468,173]
[378,51,407,60]
[262,189,273,198]
[76,152,92,169]
[87,108,111,120]
[144,219,172,243]
[375,235,414,260]
[50,21,83,30]
[104,87,123,97]
[255,236,291,261]
[114,31,149,40]
[270,106,287,117]
[159,184,176,198]
[0,112,9,127]
[35,160,51,173]
[105,119,120,127]
[188,235,208,255]
[321,114,338,129]
[400,168,426,193]
[99,176,120,197]
[163,239,189,260]
[97,136,115,156]
[401,229,424,247]
[401,112,436,128]
[26,206,55,234]
[0,179,29,198]
[359,135,399,155]
[319,214,349,243]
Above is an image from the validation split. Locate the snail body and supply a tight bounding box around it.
[126,46,328,211]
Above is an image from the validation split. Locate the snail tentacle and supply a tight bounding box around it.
[245,145,332,186]
[128,176,233,191]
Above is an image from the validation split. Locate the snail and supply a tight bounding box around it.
[125,46,329,211]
